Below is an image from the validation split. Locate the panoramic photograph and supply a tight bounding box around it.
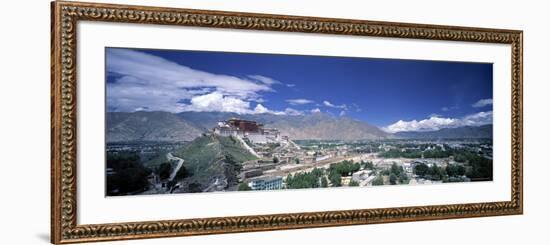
[105,47,493,196]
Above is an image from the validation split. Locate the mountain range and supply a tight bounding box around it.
[106,111,492,142]
[177,111,388,140]
[394,124,493,139]
[106,111,203,142]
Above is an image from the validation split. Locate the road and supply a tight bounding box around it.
[234,136,260,158]
[166,152,184,181]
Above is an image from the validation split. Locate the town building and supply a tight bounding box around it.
[248,176,283,190]
[351,170,373,183]
[341,176,352,186]
[212,118,283,144]
[402,162,414,174]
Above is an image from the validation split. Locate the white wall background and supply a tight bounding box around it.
[0,0,548,244]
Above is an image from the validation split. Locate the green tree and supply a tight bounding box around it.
[414,163,429,177]
[446,164,466,177]
[428,165,443,180]
[311,168,323,177]
[238,182,252,191]
[453,149,492,181]
[446,164,455,176]
[457,165,466,176]
[329,172,342,187]
[286,171,321,189]
[399,172,409,184]
[349,180,360,187]
[106,151,152,195]
[363,161,374,170]
[295,158,300,164]
[372,176,384,186]
[175,165,190,180]
[156,162,172,180]
[391,162,403,176]
[273,156,279,163]
[329,160,361,177]
[389,173,398,185]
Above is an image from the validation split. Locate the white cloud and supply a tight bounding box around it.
[383,111,493,133]
[182,92,253,114]
[284,108,304,116]
[248,75,281,85]
[286,84,296,88]
[462,111,493,125]
[106,48,279,113]
[253,104,270,114]
[252,98,266,103]
[323,100,347,110]
[286,98,314,105]
[339,111,346,117]
[179,92,303,116]
[252,104,303,116]
[472,98,493,108]
[311,108,321,113]
[441,107,449,112]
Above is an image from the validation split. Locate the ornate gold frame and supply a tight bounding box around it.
[51,1,523,244]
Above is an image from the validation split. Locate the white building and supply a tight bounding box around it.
[248,176,283,190]
[352,170,373,183]
[212,118,284,145]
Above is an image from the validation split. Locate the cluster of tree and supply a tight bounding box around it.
[328,171,342,187]
[155,162,172,181]
[238,182,252,191]
[106,151,152,195]
[380,149,455,159]
[414,163,444,180]
[414,162,472,182]
[423,149,452,158]
[286,168,324,189]
[454,151,492,181]
[353,146,382,154]
[327,160,362,187]
[329,160,361,176]
[383,163,409,185]
[410,149,493,181]
[379,149,422,158]
[372,176,384,186]
[446,164,466,177]
[361,160,374,170]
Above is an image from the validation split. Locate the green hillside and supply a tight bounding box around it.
[173,134,257,191]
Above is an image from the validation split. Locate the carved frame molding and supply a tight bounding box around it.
[51,1,523,243]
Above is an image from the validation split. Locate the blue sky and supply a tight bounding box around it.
[106,47,493,132]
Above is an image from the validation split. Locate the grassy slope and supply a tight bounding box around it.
[173,134,257,187]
